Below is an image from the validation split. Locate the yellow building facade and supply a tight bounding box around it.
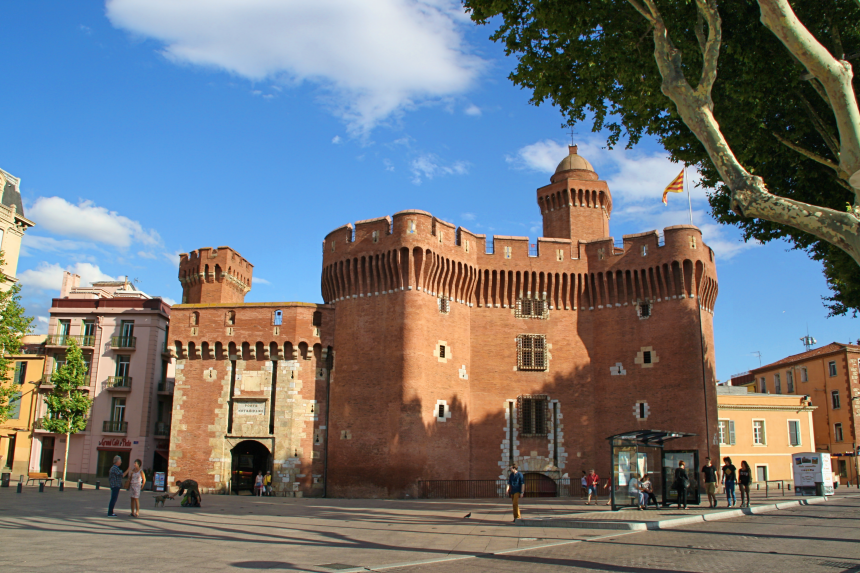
[737,343,860,486]
[1,336,46,479]
[716,386,816,483]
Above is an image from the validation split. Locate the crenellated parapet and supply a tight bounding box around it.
[320,212,718,314]
[178,246,253,305]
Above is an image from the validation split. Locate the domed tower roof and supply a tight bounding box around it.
[551,145,598,183]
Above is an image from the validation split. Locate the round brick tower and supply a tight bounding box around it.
[321,211,477,497]
[539,145,612,242]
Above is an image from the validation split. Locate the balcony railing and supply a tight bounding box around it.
[106,376,132,390]
[103,420,128,433]
[33,417,47,430]
[157,378,174,393]
[111,336,137,349]
[155,421,171,437]
[47,334,95,347]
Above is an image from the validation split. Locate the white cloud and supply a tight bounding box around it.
[162,251,182,268]
[106,0,483,135]
[460,212,476,221]
[28,197,161,249]
[464,104,482,116]
[383,158,395,172]
[410,153,469,184]
[37,316,49,324]
[506,139,569,174]
[21,235,97,255]
[18,262,122,292]
[253,277,271,285]
[162,296,177,306]
[137,250,158,259]
[332,135,342,144]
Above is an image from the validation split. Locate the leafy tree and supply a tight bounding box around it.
[0,253,34,423]
[42,339,92,482]
[464,0,860,314]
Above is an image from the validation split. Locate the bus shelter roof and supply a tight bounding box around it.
[607,430,696,448]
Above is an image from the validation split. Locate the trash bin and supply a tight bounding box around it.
[1,473,10,488]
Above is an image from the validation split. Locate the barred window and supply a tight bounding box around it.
[517,334,547,371]
[518,395,548,436]
[439,296,450,314]
[516,298,547,319]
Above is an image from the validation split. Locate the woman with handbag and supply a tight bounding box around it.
[123,459,146,517]
[674,461,689,510]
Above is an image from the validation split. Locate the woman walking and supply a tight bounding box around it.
[722,456,737,507]
[738,461,752,508]
[254,471,264,496]
[674,461,689,509]
[124,459,145,517]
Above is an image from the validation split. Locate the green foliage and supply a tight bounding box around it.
[0,252,34,423]
[464,0,860,314]
[41,339,92,435]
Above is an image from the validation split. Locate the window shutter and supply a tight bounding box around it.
[729,420,736,445]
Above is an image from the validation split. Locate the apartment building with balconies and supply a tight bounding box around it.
[31,272,173,482]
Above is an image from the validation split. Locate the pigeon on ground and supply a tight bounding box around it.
[464,512,471,519]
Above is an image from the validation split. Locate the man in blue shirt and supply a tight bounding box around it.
[107,455,123,517]
[506,464,525,522]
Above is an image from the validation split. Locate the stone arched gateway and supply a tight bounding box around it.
[229,439,272,494]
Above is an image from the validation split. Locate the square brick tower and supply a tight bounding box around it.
[178,247,253,304]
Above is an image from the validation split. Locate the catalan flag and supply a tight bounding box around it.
[662,169,684,205]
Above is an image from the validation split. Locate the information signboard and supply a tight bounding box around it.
[154,472,166,492]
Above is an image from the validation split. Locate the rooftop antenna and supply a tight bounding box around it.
[566,125,578,147]
[752,351,762,367]
[800,324,816,352]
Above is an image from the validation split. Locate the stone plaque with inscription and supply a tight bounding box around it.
[236,401,266,416]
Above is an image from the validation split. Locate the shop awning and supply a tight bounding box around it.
[607,430,696,447]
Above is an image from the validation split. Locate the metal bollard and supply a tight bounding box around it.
[95,480,100,490]
[16,483,22,493]
[78,480,83,490]
[59,480,64,492]
[39,483,44,493]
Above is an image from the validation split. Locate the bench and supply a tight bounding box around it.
[26,472,55,486]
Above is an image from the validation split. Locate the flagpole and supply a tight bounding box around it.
[685,165,694,226]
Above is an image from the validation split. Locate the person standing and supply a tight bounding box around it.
[254,472,264,497]
[264,471,273,496]
[580,471,588,500]
[721,456,737,507]
[701,457,719,508]
[124,459,145,517]
[107,455,123,517]
[738,461,752,508]
[674,461,689,510]
[585,469,600,505]
[603,475,612,506]
[506,464,525,522]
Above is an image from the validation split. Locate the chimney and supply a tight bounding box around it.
[568,145,578,155]
[60,272,81,298]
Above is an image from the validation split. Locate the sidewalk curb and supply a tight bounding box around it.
[519,496,829,531]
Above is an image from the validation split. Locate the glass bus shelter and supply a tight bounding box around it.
[607,430,698,511]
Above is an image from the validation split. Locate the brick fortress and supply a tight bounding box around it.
[167,146,719,497]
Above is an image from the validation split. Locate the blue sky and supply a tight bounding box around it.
[2,0,855,382]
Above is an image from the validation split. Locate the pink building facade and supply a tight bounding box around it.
[30,273,174,482]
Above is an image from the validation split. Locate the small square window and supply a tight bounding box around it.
[517,335,547,371]
[556,249,564,261]
[331,241,335,252]
[438,231,443,243]
[641,245,648,256]
[439,297,450,314]
[372,230,380,243]
[638,302,651,318]
[438,404,445,418]
[643,351,652,364]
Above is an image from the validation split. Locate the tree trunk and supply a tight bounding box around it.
[62,431,70,483]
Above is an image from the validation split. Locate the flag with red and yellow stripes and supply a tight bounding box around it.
[662,169,684,205]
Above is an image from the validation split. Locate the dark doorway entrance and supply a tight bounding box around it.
[40,437,55,475]
[523,472,557,497]
[230,440,271,494]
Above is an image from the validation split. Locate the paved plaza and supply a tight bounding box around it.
[2,486,859,572]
